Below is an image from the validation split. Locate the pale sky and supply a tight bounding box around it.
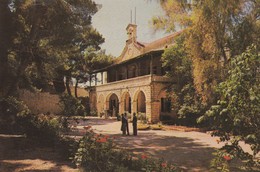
[92,0,168,57]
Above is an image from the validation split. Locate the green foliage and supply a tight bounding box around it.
[162,36,204,127]
[71,47,113,97]
[73,129,132,171]
[0,96,31,133]
[155,0,260,103]
[21,114,64,146]
[60,94,87,117]
[73,129,181,172]
[210,150,232,172]
[0,0,105,97]
[199,45,260,169]
[0,96,70,147]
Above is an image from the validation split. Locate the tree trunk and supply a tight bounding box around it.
[65,76,71,96]
[75,78,79,98]
[0,0,13,97]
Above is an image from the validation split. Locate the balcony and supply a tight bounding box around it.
[95,75,172,92]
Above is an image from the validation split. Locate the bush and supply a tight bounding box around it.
[0,96,31,133]
[73,128,181,172]
[177,104,203,127]
[137,112,147,124]
[20,113,69,146]
[60,94,86,116]
[137,124,150,130]
[73,129,132,171]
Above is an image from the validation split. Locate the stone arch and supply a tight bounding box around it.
[97,94,105,116]
[106,93,119,117]
[133,90,146,114]
[120,91,131,114]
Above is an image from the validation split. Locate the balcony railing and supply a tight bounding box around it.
[95,75,173,92]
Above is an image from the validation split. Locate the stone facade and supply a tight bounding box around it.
[91,24,180,122]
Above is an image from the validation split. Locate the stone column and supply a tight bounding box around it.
[101,72,103,84]
[150,54,153,75]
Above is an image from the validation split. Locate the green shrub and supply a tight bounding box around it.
[177,104,203,127]
[60,94,86,116]
[21,114,68,146]
[73,129,132,171]
[0,96,31,133]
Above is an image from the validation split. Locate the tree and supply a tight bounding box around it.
[153,0,260,104]
[71,48,113,98]
[198,45,259,169]
[0,0,16,97]
[0,0,105,97]
[162,35,204,126]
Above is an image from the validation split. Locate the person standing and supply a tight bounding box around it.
[124,113,130,135]
[121,113,126,135]
[132,112,137,136]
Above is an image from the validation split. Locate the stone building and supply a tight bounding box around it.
[90,23,181,123]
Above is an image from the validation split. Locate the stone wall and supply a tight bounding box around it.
[19,89,62,114]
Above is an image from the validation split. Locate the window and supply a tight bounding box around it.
[161,98,171,113]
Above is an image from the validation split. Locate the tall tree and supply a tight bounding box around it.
[153,0,260,104]
[162,35,203,126]
[0,0,105,97]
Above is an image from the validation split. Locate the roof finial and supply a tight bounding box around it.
[134,7,136,24]
[130,10,132,24]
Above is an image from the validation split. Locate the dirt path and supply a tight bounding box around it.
[0,134,77,172]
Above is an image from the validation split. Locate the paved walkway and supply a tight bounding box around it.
[71,118,228,172]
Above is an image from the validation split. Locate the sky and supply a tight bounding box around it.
[92,0,169,57]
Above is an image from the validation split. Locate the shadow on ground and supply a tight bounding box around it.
[0,134,77,172]
[109,132,216,172]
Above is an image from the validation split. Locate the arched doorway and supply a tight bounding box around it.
[107,93,119,117]
[133,91,146,113]
[121,92,131,113]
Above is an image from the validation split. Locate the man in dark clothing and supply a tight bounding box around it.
[124,113,130,135]
[121,113,126,135]
[132,112,137,136]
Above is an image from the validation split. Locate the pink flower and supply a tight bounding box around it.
[223,155,231,161]
[161,162,167,168]
[141,154,147,159]
[96,137,107,143]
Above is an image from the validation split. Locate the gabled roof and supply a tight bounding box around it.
[117,30,182,64]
